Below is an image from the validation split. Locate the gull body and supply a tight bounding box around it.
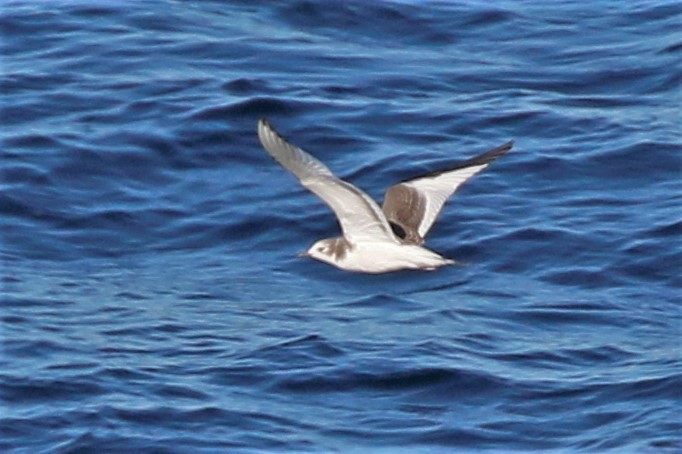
[305,238,454,273]
[257,118,512,274]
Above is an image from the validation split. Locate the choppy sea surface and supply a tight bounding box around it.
[1,0,681,452]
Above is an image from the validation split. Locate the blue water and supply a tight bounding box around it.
[2,0,681,451]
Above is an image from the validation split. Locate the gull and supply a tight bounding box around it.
[257,118,512,273]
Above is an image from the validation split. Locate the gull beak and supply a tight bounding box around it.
[297,251,310,258]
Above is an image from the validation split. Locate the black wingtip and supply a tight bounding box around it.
[398,139,514,181]
[463,140,514,167]
[493,140,515,154]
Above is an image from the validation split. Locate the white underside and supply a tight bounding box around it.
[318,240,454,273]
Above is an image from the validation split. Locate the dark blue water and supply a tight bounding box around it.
[2,0,681,451]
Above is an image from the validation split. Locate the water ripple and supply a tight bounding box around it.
[1,0,680,451]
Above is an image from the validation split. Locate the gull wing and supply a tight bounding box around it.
[382,141,513,244]
[258,119,397,244]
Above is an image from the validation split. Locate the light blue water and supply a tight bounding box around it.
[1,0,681,452]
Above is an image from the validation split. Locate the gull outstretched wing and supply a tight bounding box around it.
[382,141,513,244]
[258,119,397,244]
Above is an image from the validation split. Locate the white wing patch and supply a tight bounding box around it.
[404,164,487,237]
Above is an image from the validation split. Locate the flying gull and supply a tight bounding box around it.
[257,118,512,273]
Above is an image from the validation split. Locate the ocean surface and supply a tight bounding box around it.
[1,0,681,452]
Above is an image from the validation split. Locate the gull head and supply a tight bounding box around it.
[300,238,338,266]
